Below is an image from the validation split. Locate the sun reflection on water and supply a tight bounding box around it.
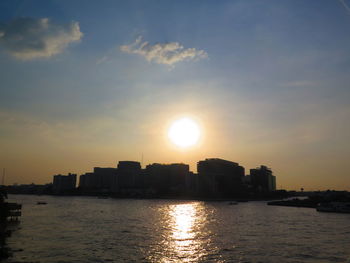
[164,202,209,263]
[172,204,196,236]
[145,201,213,263]
[171,203,196,248]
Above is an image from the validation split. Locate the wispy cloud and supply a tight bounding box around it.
[96,55,109,65]
[339,0,350,15]
[281,80,319,88]
[0,17,83,60]
[120,36,208,65]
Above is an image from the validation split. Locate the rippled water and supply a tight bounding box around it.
[4,195,350,263]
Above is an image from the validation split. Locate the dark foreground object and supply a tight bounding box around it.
[268,191,350,213]
[267,199,317,208]
[316,202,350,213]
[1,188,22,260]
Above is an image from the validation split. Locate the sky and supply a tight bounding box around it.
[0,0,350,190]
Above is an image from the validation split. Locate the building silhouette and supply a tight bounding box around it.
[116,161,142,192]
[79,168,118,193]
[52,173,76,194]
[145,163,191,195]
[55,158,277,198]
[197,158,245,197]
[250,165,276,192]
[79,172,95,191]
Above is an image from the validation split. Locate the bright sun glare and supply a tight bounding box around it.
[168,117,200,148]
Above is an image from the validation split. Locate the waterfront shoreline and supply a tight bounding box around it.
[7,192,288,203]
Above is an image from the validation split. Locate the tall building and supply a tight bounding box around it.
[52,173,76,194]
[250,165,276,192]
[94,167,117,191]
[145,163,190,195]
[79,172,96,190]
[118,161,141,170]
[79,168,117,193]
[197,158,245,197]
[116,161,142,191]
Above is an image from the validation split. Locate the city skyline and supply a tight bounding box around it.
[45,158,278,198]
[1,0,350,191]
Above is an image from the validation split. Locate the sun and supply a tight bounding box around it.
[168,117,201,148]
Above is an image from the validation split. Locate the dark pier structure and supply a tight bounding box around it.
[0,187,21,259]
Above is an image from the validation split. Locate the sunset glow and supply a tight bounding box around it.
[1,0,350,191]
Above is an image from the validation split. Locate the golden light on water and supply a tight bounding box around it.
[146,202,212,263]
[171,203,196,242]
[168,117,201,148]
[165,203,208,262]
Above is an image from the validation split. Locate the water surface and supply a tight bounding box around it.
[5,195,350,263]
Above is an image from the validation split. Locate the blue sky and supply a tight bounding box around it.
[1,0,350,190]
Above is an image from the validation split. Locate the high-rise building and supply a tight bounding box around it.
[197,158,245,197]
[79,168,117,193]
[94,167,117,190]
[52,173,76,194]
[116,161,142,190]
[79,172,96,190]
[145,163,190,195]
[250,165,276,192]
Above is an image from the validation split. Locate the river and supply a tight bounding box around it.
[4,195,350,263]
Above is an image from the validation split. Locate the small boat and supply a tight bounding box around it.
[228,201,238,205]
[316,202,350,213]
[37,201,47,205]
